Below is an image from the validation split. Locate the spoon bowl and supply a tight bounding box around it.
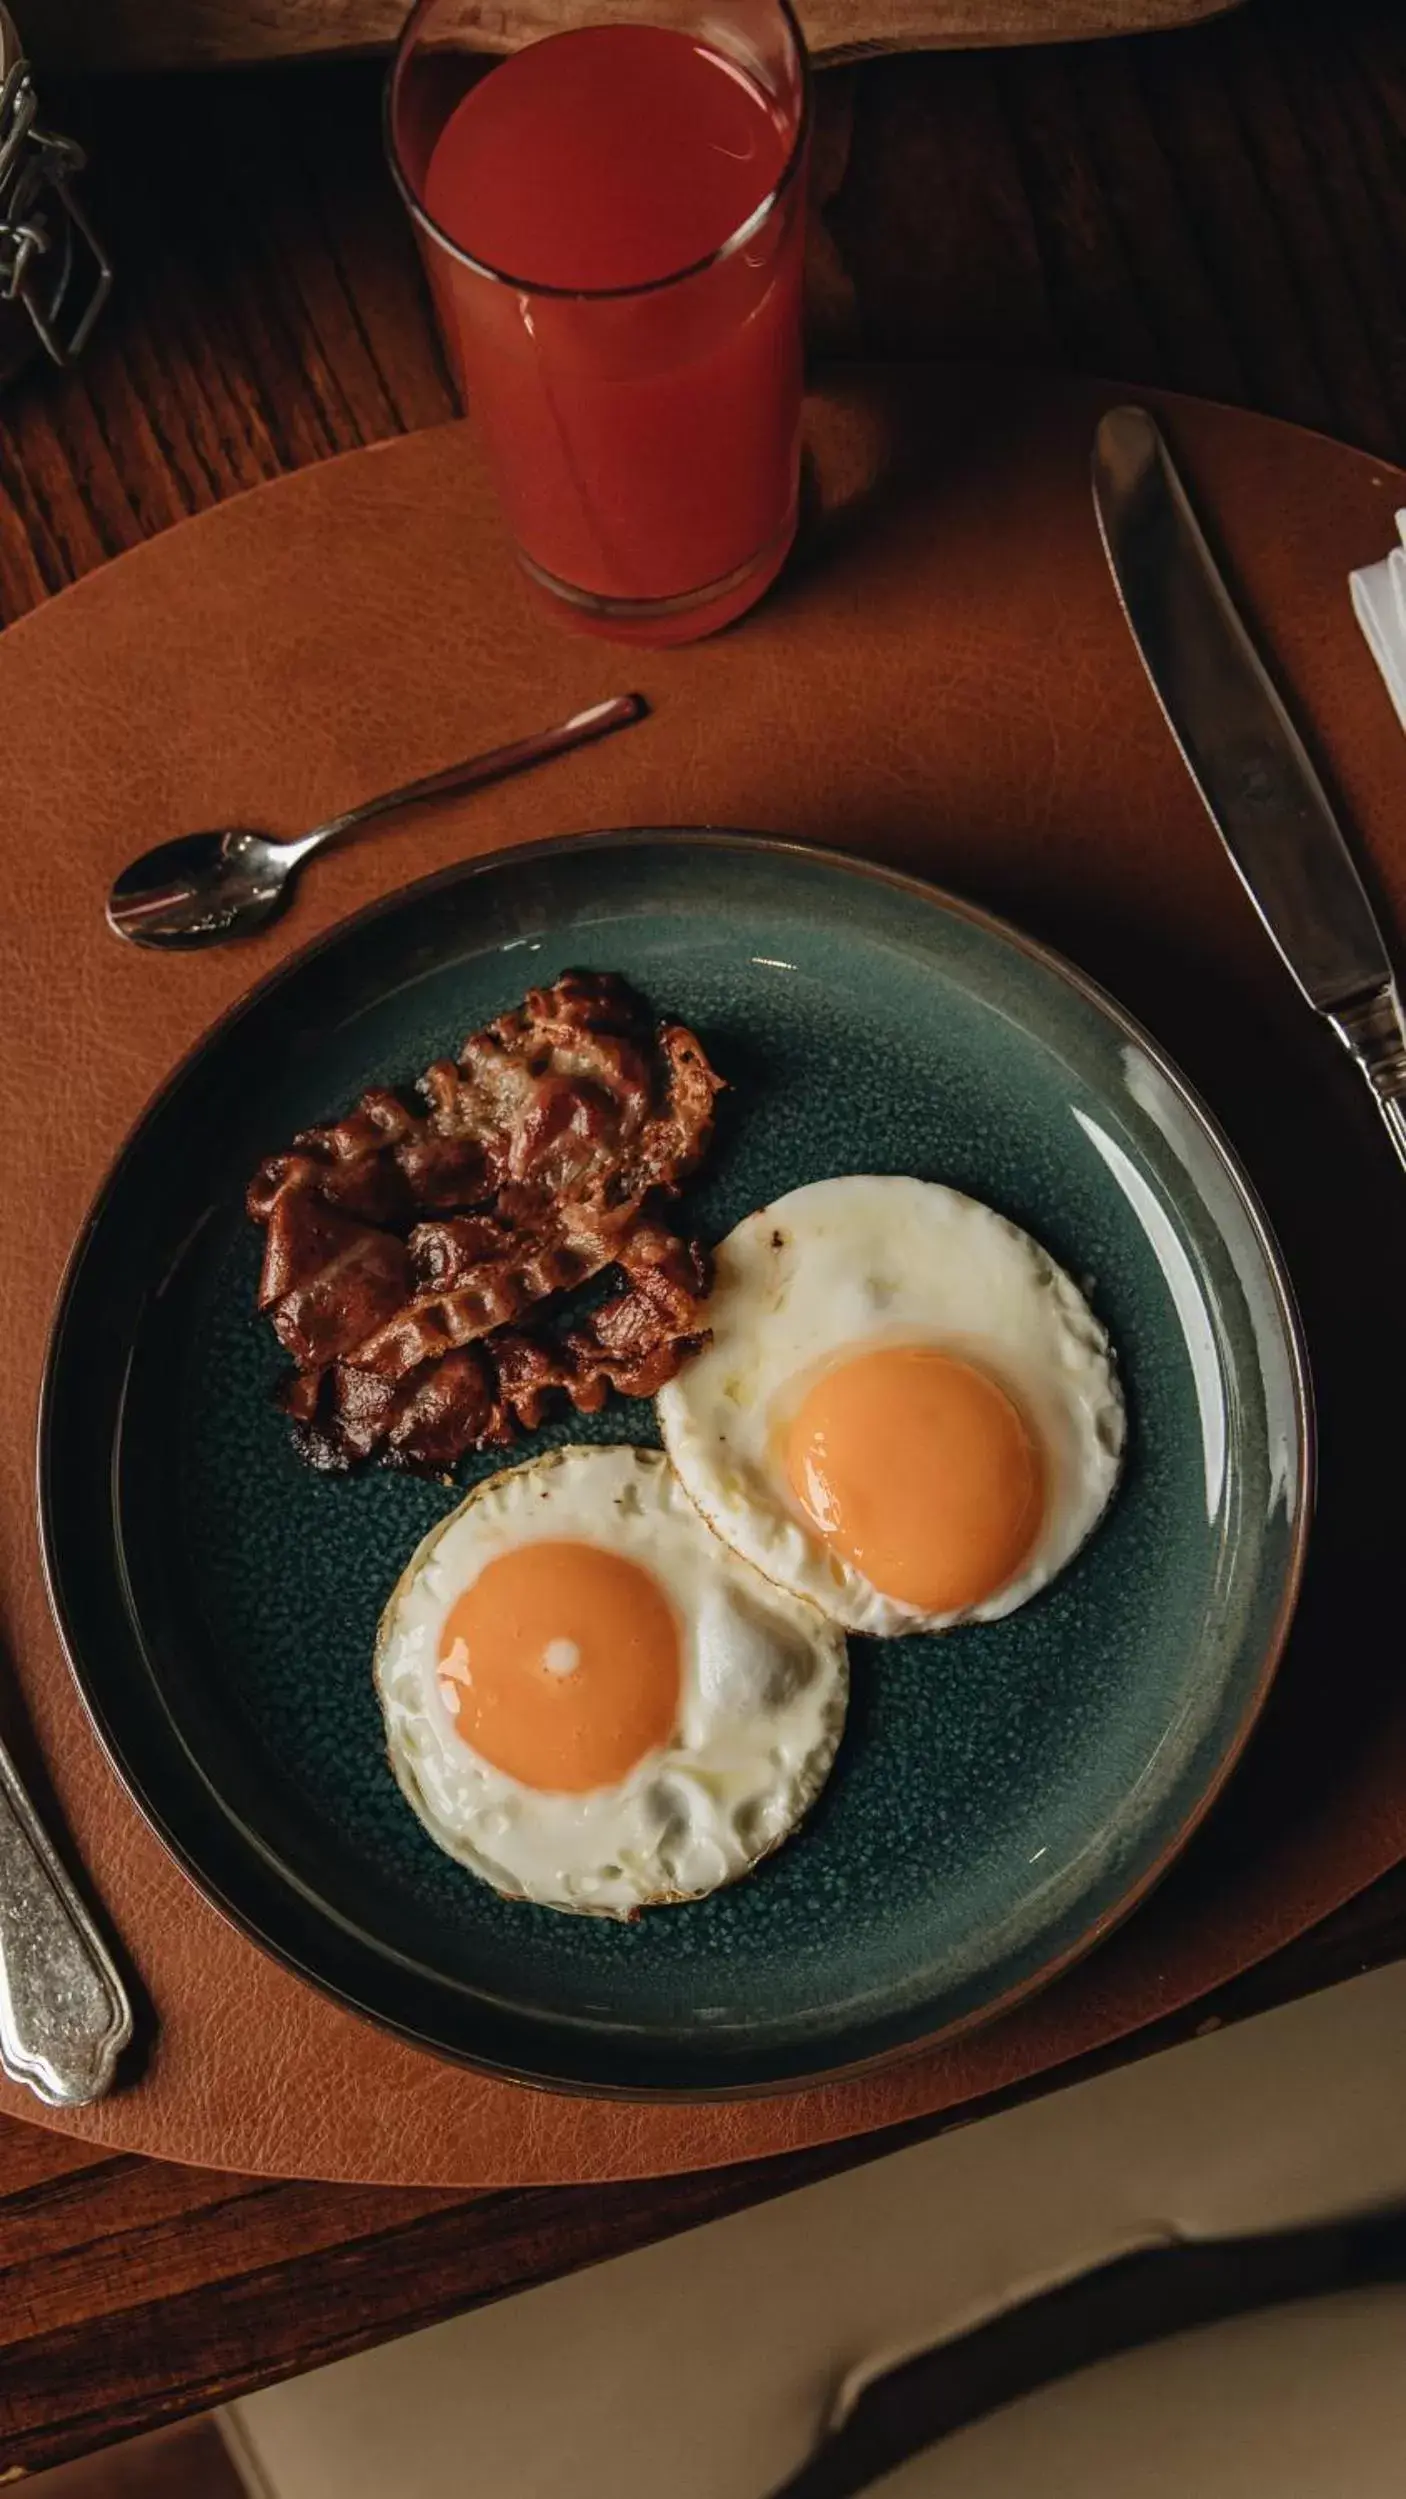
[107,828,296,948]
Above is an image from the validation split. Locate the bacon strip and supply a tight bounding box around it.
[247,972,721,1471]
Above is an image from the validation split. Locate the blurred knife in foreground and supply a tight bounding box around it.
[1093,403,1406,1178]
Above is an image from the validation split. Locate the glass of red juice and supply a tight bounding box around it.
[386,0,809,645]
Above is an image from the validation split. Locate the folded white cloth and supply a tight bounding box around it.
[1350,509,1406,731]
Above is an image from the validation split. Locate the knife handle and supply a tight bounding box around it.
[1329,983,1406,1179]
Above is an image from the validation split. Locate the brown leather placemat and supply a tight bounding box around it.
[2,366,1404,2185]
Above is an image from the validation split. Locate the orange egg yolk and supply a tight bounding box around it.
[437,1540,681,1793]
[783,1344,1045,1613]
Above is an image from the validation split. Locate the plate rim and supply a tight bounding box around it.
[35,827,1315,2098]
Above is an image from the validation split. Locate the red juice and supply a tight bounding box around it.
[417,24,806,636]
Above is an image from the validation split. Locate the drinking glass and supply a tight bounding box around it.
[387,0,809,645]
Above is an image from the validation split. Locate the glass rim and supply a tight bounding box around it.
[383,0,811,304]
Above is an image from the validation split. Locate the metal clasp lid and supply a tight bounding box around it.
[0,3,110,365]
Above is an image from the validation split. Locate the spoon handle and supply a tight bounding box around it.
[0,1727,133,2106]
[285,693,648,864]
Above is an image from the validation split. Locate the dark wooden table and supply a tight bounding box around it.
[5,0,1406,2474]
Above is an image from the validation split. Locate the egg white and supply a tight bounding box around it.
[375,1444,848,1919]
[656,1175,1125,1637]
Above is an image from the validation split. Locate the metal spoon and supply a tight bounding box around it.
[106,691,647,950]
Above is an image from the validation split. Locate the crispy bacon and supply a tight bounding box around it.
[247,973,721,1471]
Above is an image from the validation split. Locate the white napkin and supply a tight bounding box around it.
[1350,508,1406,730]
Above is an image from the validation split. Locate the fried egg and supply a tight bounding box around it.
[375,1444,848,1918]
[657,1176,1124,1637]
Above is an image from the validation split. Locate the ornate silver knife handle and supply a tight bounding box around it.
[1328,983,1406,1177]
[0,1728,132,2105]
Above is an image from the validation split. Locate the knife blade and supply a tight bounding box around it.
[1092,403,1406,1171]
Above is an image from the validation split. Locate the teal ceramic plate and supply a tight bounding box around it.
[39,834,1310,2096]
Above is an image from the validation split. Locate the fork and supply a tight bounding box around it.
[0,1720,132,2105]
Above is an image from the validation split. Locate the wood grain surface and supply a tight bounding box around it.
[27,0,1244,77]
[3,0,1406,2473]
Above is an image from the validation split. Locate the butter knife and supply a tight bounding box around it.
[1093,404,1406,1173]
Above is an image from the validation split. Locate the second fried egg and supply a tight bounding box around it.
[375,1444,848,1918]
[657,1176,1125,1637]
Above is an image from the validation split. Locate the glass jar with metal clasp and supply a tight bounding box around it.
[0,0,110,385]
